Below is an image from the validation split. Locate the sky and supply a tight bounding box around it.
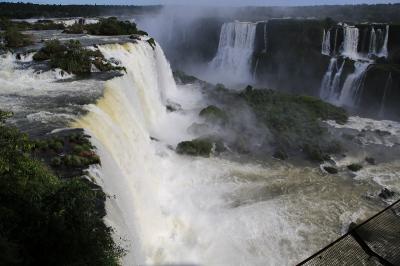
[2,0,400,5]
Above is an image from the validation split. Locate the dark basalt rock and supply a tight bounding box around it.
[347,163,363,172]
[365,157,376,165]
[379,188,396,200]
[324,166,338,174]
[273,149,288,160]
[176,139,213,157]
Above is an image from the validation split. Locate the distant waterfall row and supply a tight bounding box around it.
[321,24,389,60]
[320,24,390,109]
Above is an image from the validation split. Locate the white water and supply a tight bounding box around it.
[338,62,370,106]
[320,58,345,101]
[209,21,257,86]
[379,25,390,58]
[322,29,331,56]
[368,28,377,56]
[342,26,360,60]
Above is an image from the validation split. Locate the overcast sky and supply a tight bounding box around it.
[2,0,400,5]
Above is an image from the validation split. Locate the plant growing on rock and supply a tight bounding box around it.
[33,39,124,75]
[241,88,348,161]
[199,105,228,124]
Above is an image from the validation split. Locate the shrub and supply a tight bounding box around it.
[33,39,123,75]
[199,105,228,124]
[2,27,33,48]
[0,110,124,265]
[85,17,138,36]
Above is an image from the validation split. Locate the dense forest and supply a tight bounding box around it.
[0,2,161,19]
[1,2,400,23]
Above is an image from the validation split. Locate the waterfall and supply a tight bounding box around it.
[209,21,257,86]
[72,41,180,264]
[322,29,331,56]
[368,28,377,56]
[263,22,268,53]
[70,38,320,266]
[320,58,337,100]
[320,58,345,101]
[338,62,370,106]
[379,25,389,58]
[379,72,392,117]
[342,25,359,59]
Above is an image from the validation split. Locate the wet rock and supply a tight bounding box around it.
[166,101,182,112]
[347,163,363,172]
[273,149,288,160]
[379,188,395,200]
[323,166,338,174]
[176,138,213,157]
[365,157,376,165]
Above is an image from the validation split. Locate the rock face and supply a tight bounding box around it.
[176,139,213,157]
[253,19,330,96]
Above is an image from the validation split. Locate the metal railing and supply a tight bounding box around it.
[298,199,400,266]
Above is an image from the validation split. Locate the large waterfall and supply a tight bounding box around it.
[209,21,257,86]
[68,39,382,265]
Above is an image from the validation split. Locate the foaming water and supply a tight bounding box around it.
[71,40,396,265]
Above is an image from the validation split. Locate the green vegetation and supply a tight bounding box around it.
[176,139,213,157]
[32,132,101,178]
[241,88,348,161]
[0,3,160,19]
[0,17,65,31]
[1,27,33,48]
[199,105,228,124]
[347,163,363,172]
[64,17,140,36]
[33,39,125,75]
[0,110,124,265]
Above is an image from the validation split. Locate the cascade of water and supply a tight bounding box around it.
[209,21,257,85]
[320,58,337,99]
[338,62,370,106]
[263,22,268,53]
[330,60,345,100]
[368,28,377,56]
[342,25,360,59]
[379,25,389,58]
[320,58,345,101]
[379,72,393,117]
[333,28,339,54]
[322,29,331,56]
[253,57,260,80]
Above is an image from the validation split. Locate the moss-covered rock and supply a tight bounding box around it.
[241,88,348,161]
[33,39,124,75]
[176,139,213,157]
[347,163,363,172]
[199,105,228,124]
[173,70,199,84]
